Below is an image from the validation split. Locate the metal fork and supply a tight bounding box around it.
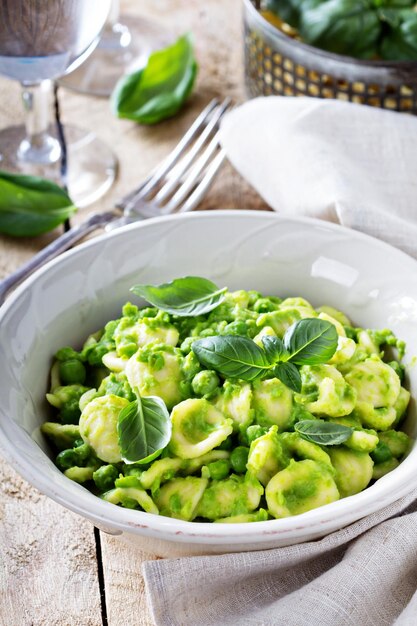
[0,98,231,305]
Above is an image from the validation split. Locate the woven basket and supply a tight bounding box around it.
[244,0,417,113]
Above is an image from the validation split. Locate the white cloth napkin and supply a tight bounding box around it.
[142,98,417,626]
[219,96,417,259]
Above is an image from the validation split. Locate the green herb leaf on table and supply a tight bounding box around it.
[261,335,289,364]
[295,419,353,446]
[0,170,76,237]
[111,33,198,125]
[131,276,227,316]
[192,335,272,381]
[117,390,171,464]
[273,362,302,392]
[284,318,338,365]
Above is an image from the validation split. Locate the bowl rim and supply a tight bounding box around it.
[244,0,417,71]
[1,209,417,544]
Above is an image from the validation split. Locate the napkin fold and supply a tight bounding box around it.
[143,97,417,626]
[219,96,417,259]
[144,490,417,626]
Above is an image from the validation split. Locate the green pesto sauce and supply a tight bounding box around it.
[181,408,217,443]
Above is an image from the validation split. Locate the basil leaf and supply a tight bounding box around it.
[192,335,271,381]
[111,33,197,125]
[265,0,322,29]
[284,318,338,365]
[261,335,288,364]
[273,362,302,392]
[117,391,171,464]
[130,276,227,316]
[379,8,417,60]
[295,419,353,446]
[0,170,76,237]
[299,0,381,59]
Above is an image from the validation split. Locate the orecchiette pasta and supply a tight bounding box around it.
[42,288,412,523]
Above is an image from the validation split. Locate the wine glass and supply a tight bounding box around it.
[0,0,117,207]
[59,0,171,97]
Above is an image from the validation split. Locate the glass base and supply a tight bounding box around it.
[59,15,171,97]
[0,124,117,208]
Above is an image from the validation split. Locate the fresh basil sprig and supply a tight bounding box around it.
[117,389,171,464]
[295,419,353,446]
[284,318,339,365]
[192,335,272,381]
[261,335,289,363]
[131,276,227,317]
[0,170,77,237]
[111,33,197,125]
[273,362,302,393]
[192,318,338,391]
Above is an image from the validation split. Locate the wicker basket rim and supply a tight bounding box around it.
[245,0,417,70]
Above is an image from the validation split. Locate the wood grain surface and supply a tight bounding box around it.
[0,1,268,624]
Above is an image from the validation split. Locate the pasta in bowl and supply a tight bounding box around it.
[42,280,411,524]
[0,210,416,556]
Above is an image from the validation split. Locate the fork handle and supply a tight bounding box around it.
[0,210,119,306]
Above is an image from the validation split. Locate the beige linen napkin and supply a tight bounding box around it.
[143,98,417,626]
[143,490,417,626]
[219,96,417,259]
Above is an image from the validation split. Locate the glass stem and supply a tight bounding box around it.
[18,81,61,166]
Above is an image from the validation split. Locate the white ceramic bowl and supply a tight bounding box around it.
[1,210,417,557]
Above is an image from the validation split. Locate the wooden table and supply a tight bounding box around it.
[0,2,267,624]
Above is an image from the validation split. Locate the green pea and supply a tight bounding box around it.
[253,298,278,313]
[207,459,231,480]
[59,399,82,425]
[180,337,195,353]
[371,442,393,465]
[93,465,119,492]
[182,352,201,380]
[246,425,268,445]
[56,442,91,470]
[59,359,86,385]
[230,446,249,473]
[192,370,220,396]
[55,347,81,362]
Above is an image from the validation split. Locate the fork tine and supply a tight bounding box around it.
[116,98,219,211]
[160,131,222,214]
[176,149,227,214]
[122,146,227,222]
[153,98,232,205]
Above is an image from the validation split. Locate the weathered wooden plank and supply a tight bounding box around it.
[100,535,155,626]
[0,457,102,626]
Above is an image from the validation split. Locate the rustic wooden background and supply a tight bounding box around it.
[0,1,268,624]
